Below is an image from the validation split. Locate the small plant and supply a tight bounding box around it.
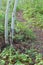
[0,60,5,65]
[15,61,25,65]
[34,60,43,65]
[0,47,43,65]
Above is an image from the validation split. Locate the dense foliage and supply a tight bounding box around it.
[0,46,43,65]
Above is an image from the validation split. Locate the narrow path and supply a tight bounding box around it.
[33,27,43,54]
[17,10,43,43]
[33,27,43,43]
[16,10,43,54]
[16,10,26,22]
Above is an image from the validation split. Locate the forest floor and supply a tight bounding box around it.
[0,10,43,54]
[16,10,43,54]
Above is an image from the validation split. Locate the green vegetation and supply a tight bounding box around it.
[14,21,36,42]
[21,0,43,28]
[0,0,43,65]
[0,46,43,65]
[0,0,43,31]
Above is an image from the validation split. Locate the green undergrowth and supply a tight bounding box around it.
[18,0,43,28]
[0,17,36,42]
[14,21,36,42]
[23,0,43,28]
[0,46,43,65]
[1,0,43,29]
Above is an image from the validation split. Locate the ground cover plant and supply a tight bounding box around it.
[0,0,43,65]
[0,46,43,65]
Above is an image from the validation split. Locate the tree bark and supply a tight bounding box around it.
[10,0,18,45]
[5,0,11,44]
[0,0,2,9]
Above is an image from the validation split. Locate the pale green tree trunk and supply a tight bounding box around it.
[0,0,2,9]
[10,0,18,45]
[5,0,11,44]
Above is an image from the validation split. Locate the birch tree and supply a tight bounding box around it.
[0,0,2,9]
[10,0,18,45]
[5,0,11,44]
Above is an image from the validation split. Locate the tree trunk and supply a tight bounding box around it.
[5,0,11,44]
[0,0,2,9]
[10,0,18,45]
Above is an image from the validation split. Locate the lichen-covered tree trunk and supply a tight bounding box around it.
[10,0,18,45]
[5,0,11,44]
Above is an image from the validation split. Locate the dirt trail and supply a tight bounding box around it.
[16,10,26,22]
[16,10,43,53]
[33,27,43,43]
[17,10,43,43]
[33,27,43,54]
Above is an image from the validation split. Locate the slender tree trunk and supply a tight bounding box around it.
[10,0,18,45]
[0,0,2,9]
[5,0,11,44]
